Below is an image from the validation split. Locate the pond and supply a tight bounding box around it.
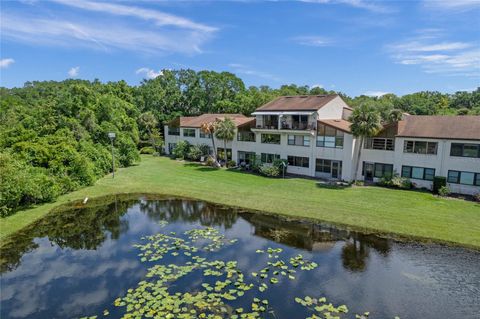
[1,195,479,319]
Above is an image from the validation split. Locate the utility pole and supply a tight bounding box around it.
[108,132,116,178]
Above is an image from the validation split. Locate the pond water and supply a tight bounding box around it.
[1,195,479,319]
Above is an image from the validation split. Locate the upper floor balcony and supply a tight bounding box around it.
[252,113,317,132]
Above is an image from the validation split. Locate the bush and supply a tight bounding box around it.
[226,160,236,168]
[172,140,190,159]
[259,164,280,177]
[205,156,218,168]
[140,146,154,154]
[433,176,447,194]
[187,145,203,161]
[378,174,412,189]
[198,144,211,156]
[473,193,480,202]
[438,185,451,197]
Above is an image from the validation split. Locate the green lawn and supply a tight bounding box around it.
[1,155,479,247]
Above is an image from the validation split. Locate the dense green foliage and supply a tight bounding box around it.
[0,80,141,216]
[1,70,479,216]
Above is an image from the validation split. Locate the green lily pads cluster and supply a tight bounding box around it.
[81,222,394,319]
[295,296,400,319]
[252,248,318,290]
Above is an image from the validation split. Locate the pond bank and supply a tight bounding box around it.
[1,156,479,248]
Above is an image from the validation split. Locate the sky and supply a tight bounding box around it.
[1,0,479,97]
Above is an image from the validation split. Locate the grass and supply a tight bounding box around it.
[1,155,479,248]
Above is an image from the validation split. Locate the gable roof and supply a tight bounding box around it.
[255,94,338,112]
[171,113,255,128]
[318,119,351,133]
[397,115,480,140]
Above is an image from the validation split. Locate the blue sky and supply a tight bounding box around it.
[1,0,479,96]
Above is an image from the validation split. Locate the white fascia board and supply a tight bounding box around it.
[252,111,315,116]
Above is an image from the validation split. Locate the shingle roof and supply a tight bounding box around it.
[173,114,255,128]
[255,94,338,111]
[397,115,480,140]
[318,119,352,133]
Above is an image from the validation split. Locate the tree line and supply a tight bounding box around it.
[1,69,479,216]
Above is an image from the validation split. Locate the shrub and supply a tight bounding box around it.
[172,140,190,159]
[198,144,211,156]
[205,156,218,168]
[438,185,450,197]
[378,174,412,189]
[140,146,154,154]
[473,193,480,203]
[187,145,203,161]
[226,160,236,168]
[259,164,280,177]
[433,176,447,194]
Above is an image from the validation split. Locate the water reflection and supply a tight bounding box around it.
[1,195,391,274]
[243,213,391,272]
[1,195,479,319]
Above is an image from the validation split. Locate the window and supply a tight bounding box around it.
[447,170,480,186]
[168,127,180,136]
[217,148,232,161]
[287,156,309,168]
[364,138,395,151]
[261,134,281,144]
[237,131,255,142]
[183,128,196,138]
[403,140,437,155]
[374,163,393,178]
[261,153,280,164]
[260,115,278,129]
[287,135,310,146]
[168,143,176,153]
[238,151,256,164]
[316,124,344,148]
[199,131,211,139]
[401,166,435,181]
[450,143,480,158]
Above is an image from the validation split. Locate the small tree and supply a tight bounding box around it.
[214,118,236,164]
[200,121,218,161]
[149,128,163,154]
[349,103,381,181]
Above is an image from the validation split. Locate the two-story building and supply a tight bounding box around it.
[164,94,480,195]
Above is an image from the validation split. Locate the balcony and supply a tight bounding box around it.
[253,114,316,132]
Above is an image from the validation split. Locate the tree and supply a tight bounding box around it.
[349,103,381,181]
[214,118,236,164]
[200,121,218,161]
[386,109,403,124]
[149,128,163,154]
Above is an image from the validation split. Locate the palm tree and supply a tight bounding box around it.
[200,121,218,161]
[349,103,381,182]
[214,117,236,164]
[386,108,403,124]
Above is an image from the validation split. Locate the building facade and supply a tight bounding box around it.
[164,95,480,195]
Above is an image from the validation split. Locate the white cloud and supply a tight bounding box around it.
[387,31,480,77]
[68,66,80,77]
[423,0,480,10]
[51,0,216,33]
[136,67,163,79]
[292,36,332,47]
[1,1,216,55]
[311,84,324,88]
[300,0,393,13]
[363,91,390,97]
[228,63,280,81]
[0,58,15,68]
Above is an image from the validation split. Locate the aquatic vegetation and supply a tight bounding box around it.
[83,222,396,319]
[295,296,400,319]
